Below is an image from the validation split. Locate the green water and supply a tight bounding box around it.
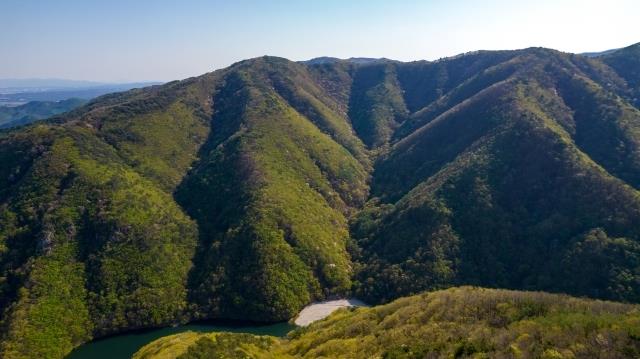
[66,321,295,359]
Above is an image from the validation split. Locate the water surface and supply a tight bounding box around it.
[66,321,294,359]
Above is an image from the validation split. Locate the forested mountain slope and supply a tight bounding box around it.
[133,287,640,359]
[354,47,640,304]
[0,44,640,358]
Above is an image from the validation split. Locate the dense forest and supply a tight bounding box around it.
[0,43,640,358]
[134,287,640,358]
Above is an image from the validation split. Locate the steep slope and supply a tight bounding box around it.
[0,57,368,358]
[176,57,369,322]
[133,287,640,359]
[354,49,640,304]
[602,43,640,107]
[0,78,213,358]
[347,61,408,149]
[1,45,640,358]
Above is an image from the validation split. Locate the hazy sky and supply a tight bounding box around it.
[1,0,639,82]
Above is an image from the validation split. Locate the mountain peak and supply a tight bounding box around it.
[2,45,640,358]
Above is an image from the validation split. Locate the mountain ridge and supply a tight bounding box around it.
[1,44,640,358]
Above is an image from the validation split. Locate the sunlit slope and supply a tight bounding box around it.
[352,49,640,305]
[133,287,640,359]
[0,58,368,358]
[1,46,640,358]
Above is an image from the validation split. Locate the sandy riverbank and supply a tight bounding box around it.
[294,299,367,326]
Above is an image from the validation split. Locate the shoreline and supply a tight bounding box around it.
[294,298,367,326]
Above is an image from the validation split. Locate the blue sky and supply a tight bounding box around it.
[1,0,639,82]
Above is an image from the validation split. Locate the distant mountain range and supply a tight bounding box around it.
[0,80,163,128]
[0,78,161,91]
[0,78,112,90]
[0,98,87,129]
[0,80,162,107]
[1,42,640,358]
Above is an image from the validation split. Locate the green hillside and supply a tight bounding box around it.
[175,58,369,322]
[1,45,640,358]
[602,42,640,107]
[354,49,640,304]
[133,287,640,359]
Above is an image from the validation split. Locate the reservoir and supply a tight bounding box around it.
[66,298,364,358]
[65,321,294,359]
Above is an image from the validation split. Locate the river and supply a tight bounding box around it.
[65,321,295,359]
[67,297,365,358]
